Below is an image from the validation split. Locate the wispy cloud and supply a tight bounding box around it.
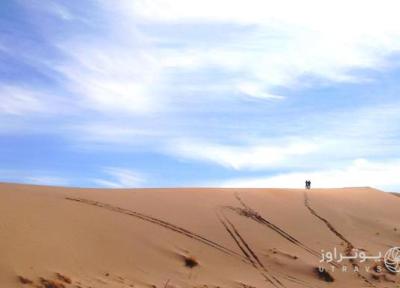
[25,176,70,186]
[51,0,400,118]
[55,40,162,115]
[169,139,318,170]
[165,100,400,171]
[237,82,285,100]
[219,159,400,191]
[117,0,400,91]
[0,169,70,186]
[12,0,400,118]
[92,167,146,188]
[0,85,48,115]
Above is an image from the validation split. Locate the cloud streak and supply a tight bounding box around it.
[170,139,318,170]
[121,0,400,90]
[219,159,400,191]
[0,85,48,115]
[92,167,146,188]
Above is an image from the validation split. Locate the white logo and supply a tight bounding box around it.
[384,247,400,273]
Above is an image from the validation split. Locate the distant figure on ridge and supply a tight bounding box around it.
[305,180,311,189]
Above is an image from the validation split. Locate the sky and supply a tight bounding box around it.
[1,0,400,190]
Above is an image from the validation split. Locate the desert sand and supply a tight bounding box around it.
[1,183,399,288]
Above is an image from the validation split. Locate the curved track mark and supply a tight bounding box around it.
[303,192,376,288]
[65,197,245,261]
[227,193,320,258]
[217,211,284,288]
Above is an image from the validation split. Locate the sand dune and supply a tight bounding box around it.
[1,183,399,287]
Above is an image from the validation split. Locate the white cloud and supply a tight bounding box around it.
[31,0,400,120]
[66,0,400,116]
[92,167,146,188]
[165,101,400,172]
[25,176,70,186]
[55,40,163,115]
[10,0,400,120]
[237,82,284,100]
[0,169,69,186]
[0,85,47,115]
[126,0,400,37]
[114,0,400,94]
[219,159,400,191]
[169,139,318,170]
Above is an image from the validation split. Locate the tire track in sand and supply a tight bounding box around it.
[67,196,310,288]
[303,192,376,287]
[218,209,318,288]
[303,192,352,250]
[225,193,321,258]
[65,197,246,261]
[217,211,284,288]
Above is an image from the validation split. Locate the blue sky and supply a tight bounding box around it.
[1,0,400,190]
